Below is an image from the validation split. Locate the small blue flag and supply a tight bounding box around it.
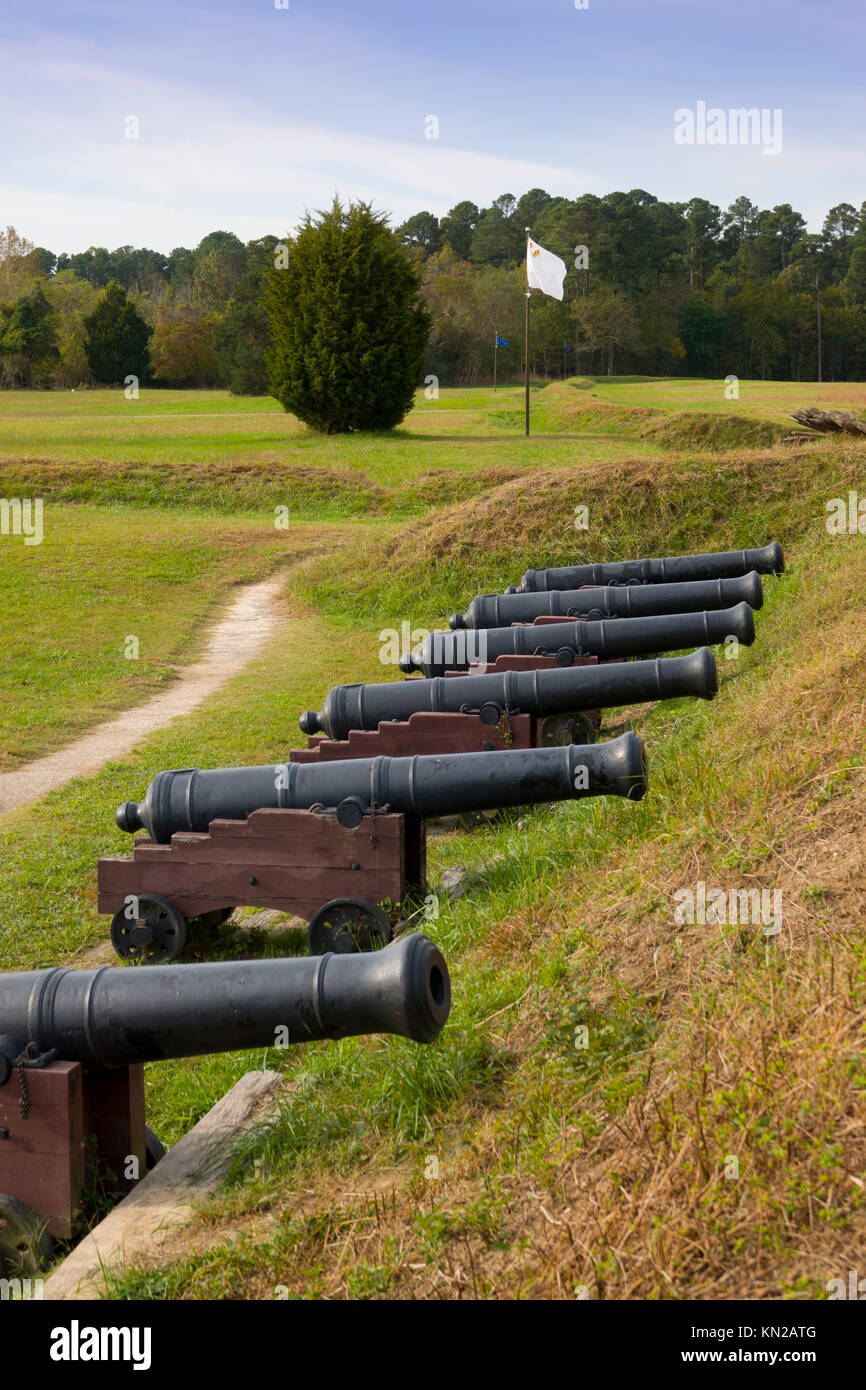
[496,335,510,348]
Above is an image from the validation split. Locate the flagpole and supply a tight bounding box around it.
[494,330,498,392]
[524,227,531,437]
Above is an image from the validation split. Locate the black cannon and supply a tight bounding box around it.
[399,603,754,679]
[117,735,649,844]
[449,572,763,630]
[299,649,717,742]
[0,933,450,1272]
[514,541,784,593]
[101,735,648,960]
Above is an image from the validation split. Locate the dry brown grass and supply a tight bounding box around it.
[365,443,850,599]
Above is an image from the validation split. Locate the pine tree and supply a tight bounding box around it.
[264,198,431,433]
[841,206,866,305]
[0,282,59,386]
[83,281,152,384]
[213,268,271,394]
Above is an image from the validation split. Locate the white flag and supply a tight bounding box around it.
[526,237,567,300]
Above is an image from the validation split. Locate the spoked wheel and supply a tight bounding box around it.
[0,1194,53,1277]
[109,894,187,963]
[306,898,394,956]
[539,711,596,747]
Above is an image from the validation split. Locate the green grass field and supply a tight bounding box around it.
[1,377,855,508]
[1,378,865,1300]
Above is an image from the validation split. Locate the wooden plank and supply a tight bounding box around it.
[0,1062,83,1238]
[462,654,561,673]
[291,711,536,759]
[98,810,411,919]
[43,1070,286,1300]
[100,861,404,903]
[82,1065,146,1197]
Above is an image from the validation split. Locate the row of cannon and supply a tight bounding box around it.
[0,538,784,1271]
[107,542,782,956]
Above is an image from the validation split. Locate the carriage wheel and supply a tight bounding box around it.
[306,898,394,956]
[109,894,187,963]
[539,711,596,747]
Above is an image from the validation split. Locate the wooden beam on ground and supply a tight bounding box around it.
[789,408,866,436]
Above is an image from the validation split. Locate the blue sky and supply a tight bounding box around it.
[1,0,863,252]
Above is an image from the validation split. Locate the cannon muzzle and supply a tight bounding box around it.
[302,649,717,741]
[401,603,754,677]
[0,932,451,1067]
[117,734,648,844]
[517,541,784,592]
[449,572,763,630]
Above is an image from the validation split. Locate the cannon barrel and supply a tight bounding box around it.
[516,541,784,592]
[450,572,763,630]
[400,603,754,678]
[0,933,451,1066]
[301,649,717,741]
[116,734,649,844]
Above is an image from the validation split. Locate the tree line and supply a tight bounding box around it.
[1,185,865,391]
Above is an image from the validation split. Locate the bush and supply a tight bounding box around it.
[264,198,431,433]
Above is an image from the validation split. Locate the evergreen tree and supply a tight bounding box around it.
[214,268,271,394]
[678,296,726,376]
[0,282,59,386]
[841,205,866,305]
[83,281,152,383]
[396,212,441,255]
[439,201,479,260]
[264,197,431,433]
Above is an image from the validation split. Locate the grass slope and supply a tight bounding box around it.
[101,522,866,1302]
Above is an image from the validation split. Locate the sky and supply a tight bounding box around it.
[1,0,864,254]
